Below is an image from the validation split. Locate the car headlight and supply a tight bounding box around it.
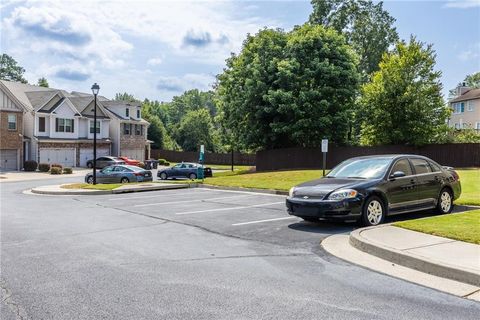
[289,187,296,197]
[328,189,358,201]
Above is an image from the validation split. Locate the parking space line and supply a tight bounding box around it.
[194,188,287,198]
[175,201,284,215]
[232,216,297,226]
[133,194,254,207]
[104,190,202,201]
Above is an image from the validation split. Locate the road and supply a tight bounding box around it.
[1,176,479,319]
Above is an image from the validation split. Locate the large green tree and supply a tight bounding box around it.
[358,37,449,146]
[174,109,219,152]
[164,89,217,126]
[0,54,28,83]
[217,25,359,150]
[464,72,480,88]
[309,0,398,81]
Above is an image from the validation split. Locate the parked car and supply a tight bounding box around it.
[86,156,125,169]
[157,162,212,180]
[117,156,141,166]
[286,155,461,226]
[85,164,152,184]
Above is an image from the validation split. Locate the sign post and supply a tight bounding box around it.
[199,145,205,182]
[321,139,328,177]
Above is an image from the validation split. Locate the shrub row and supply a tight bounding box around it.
[24,161,73,174]
[158,159,170,166]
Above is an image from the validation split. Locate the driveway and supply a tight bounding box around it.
[1,178,479,319]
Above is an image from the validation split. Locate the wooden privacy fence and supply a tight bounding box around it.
[151,149,256,166]
[256,143,480,171]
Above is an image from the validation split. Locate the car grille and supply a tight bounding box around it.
[294,192,327,200]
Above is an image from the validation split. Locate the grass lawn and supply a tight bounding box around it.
[201,169,478,204]
[61,183,123,190]
[394,209,480,244]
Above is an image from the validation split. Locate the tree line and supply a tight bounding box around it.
[2,0,479,152]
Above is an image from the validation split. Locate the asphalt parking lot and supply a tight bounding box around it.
[2,179,479,319]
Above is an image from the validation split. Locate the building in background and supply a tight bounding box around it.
[448,83,480,131]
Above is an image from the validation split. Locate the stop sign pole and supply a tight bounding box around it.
[322,139,328,177]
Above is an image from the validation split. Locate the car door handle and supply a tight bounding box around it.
[410,179,416,184]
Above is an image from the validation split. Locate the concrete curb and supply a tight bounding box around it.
[349,226,480,287]
[30,183,191,196]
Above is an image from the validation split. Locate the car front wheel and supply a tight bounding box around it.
[120,177,129,184]
[361,196,385,227]
[87,176,94,184]
[159,172,167,180]
[189,173,197,180]
[437,188,453,214]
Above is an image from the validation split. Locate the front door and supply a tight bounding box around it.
[385,158,418,213]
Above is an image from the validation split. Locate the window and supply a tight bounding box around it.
[428,161,442,172]
[454,123,460,129]
[411,158,432,175]
[390,159,412,176]
[126,108,129,117]
[467,101,474,111]
[453,102,465,114]
[90,120,100,134]
[123,123,131,135]
[7,114,17,130]
[55,118,74,133]
[135,124,142,135]
[476,122,480,130]
[137,109,141,118]
[39,117,45,132]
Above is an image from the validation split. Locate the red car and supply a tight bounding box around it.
[118,156,140,166]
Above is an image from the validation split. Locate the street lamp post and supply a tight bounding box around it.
[91,83,100,185]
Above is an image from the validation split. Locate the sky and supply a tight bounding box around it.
[1,0,479,102]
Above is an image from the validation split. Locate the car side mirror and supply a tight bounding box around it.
[389,171,406,179]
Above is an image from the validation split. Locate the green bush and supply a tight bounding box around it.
[38,163,50,172]
[63,167,73,174]
[158,159,167,165]
[137,162,145,168]
[51,163,63,169]
[50,167,62,175]
[24,160,38,172]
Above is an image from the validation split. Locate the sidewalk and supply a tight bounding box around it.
[322,225,480,301]
[0,169,90,183]
[30,183,190,195]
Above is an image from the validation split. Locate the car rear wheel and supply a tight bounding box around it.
[87,176,93,184]
[189,173,197,180]
[437,188,453,214]
[159,172,167,180]
[120,177,129,184]
[87,162,93,168]
[361,196,385,227]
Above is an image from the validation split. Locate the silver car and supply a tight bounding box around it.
[85,165,153,184]
[86,156,125,169]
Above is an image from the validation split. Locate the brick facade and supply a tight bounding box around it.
[120,133,146,151]
[0,110,23,169]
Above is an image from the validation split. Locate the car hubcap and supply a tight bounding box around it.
[440,192,451,212]
[367,200,383,225]
[87,177,93,184]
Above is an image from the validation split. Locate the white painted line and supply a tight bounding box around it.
[195,188,287,198]
[175,201,284,215]
[232,216,297,226]
[105,189,201,201]
[133,194,253,207]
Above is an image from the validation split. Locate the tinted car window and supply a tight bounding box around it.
[390,159,412,176]
[429,161,442,172]
[102,167,114,173]
[113,166,126,172]
[327,157,392,179]
[98,157,108,161]
[411,158,432,174]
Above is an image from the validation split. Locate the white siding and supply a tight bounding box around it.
[0,90,22,111]
[79,118,88,138]
[49,102,78,139]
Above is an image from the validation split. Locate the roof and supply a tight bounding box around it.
[0,80,57,111]
[450,88,480,103]
[25,91,59,110]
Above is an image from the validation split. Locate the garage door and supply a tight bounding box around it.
[39,148,75,167]
[79,148,109,167]
[0,149,18,170]
[121,149,144,161]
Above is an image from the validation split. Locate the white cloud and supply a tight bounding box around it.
[147,57,163,66]
[156,73,215,93]
[444,0,480,8]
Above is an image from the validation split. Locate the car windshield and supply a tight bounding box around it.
[327,158,392,179]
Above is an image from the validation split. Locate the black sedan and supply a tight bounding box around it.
[157,162,212,180]
[286,155,461,226]
[86,156,125,169]
[85,165,153,184]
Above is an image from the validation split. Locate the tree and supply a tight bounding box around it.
[37,77,49,87]
[174,109,219,152]
[115,92,138,102]
[464,72,480,88]
[309,0,398,81]
[358,37,449,146]
[0,54,28,83]
[163,89,217,126]
[217,25,359,150]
